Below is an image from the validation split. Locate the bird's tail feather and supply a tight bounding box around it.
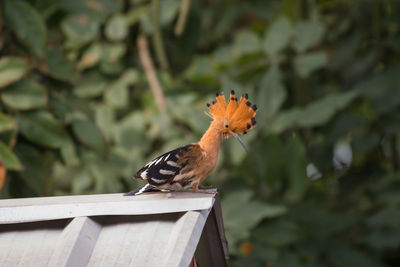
[123,184,157,196]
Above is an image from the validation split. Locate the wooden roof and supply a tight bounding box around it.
[0,191,228,267]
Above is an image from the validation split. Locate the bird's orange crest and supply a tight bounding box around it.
[207,90,257,134]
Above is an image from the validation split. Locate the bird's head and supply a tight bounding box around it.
[206,90,257,152]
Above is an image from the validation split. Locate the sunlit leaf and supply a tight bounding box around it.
[233,30,261,58]
[270,91,357,132]
[61,14,99,49]
[1,80,47,110]
[77,43,102,70]
[185,56,214,80]
[104,81,129,109]
[73,73,107,98]
[214,46,233,66]
[105,14,128,41]
[0,113,16,133]
[292,20,325,53]
[72,118,107,156]
[0,57,30,88]
[0,141,22,170]
[263,16,292,55]
[160,0,181,26]
[257,65,287,127]
[125,6,149,26]
[17,111,70,149]
[94,104,115,141]
[298,91,357,127]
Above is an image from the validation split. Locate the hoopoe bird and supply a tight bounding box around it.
[124,90,257,196]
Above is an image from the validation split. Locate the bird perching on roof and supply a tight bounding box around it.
[124,90,258,196]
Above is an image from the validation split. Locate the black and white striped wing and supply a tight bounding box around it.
[134,144,191,186]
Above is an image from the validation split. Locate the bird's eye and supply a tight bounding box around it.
[225,124,229,128]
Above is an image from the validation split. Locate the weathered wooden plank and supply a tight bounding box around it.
[161,210,210,267]
[0,220,67,267]
[212,194,229,259]
[0,192,215,224]
[195,207,228,267]
[47,217,101,267]
[88,214,182,267]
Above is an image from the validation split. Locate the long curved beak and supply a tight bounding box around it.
[229,130,248,153]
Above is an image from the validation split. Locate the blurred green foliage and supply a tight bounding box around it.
[1,0,400,266]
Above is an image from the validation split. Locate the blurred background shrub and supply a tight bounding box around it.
[1,0,400,266]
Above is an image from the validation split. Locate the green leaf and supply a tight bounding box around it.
[263,16,292,55]
[366,208,400,228]
[0,113,16,132]
[270,91,357,132]
[362,228,400,250]
[14,144,45,194]
[160,0,181,26]
[297,90,357,127]
[72,119,107,156]
[0,141,22,170]
[104,69,139,108]
[252,219,303,246]
[222,190,287,246]
[1,80,47,110]
[87,153,125,193]
[0,57,30,88]
[77,43,102,70]
[258,65,287,127]
[213,46,233,66]
[17,111,70,149]
[268,108,302,133]
[125,6,149,26]
[227,136,247,165]
[105,14,128,41]
[356,67,400,114]
[293,52,328,78]
[284,137,308,202]
[4,0,47,57]
[292,20,325,53]
[61,14,99,49]
[233,30,261,58]
[44,48,79,82]
[104,81,129,109]
[327,246,386,267]
[99,43,126,75]
[59,0,122,22]
[60,142,80,167]
[185,56,214,80]
[94,104,115,141]
[74,73,107,98]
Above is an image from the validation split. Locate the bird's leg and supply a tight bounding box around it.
[192,181,199,192]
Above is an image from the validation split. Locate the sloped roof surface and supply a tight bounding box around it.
[0,191,227,267]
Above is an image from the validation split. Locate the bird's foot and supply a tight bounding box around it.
[195,188,217,194]
[198,185,215,190]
